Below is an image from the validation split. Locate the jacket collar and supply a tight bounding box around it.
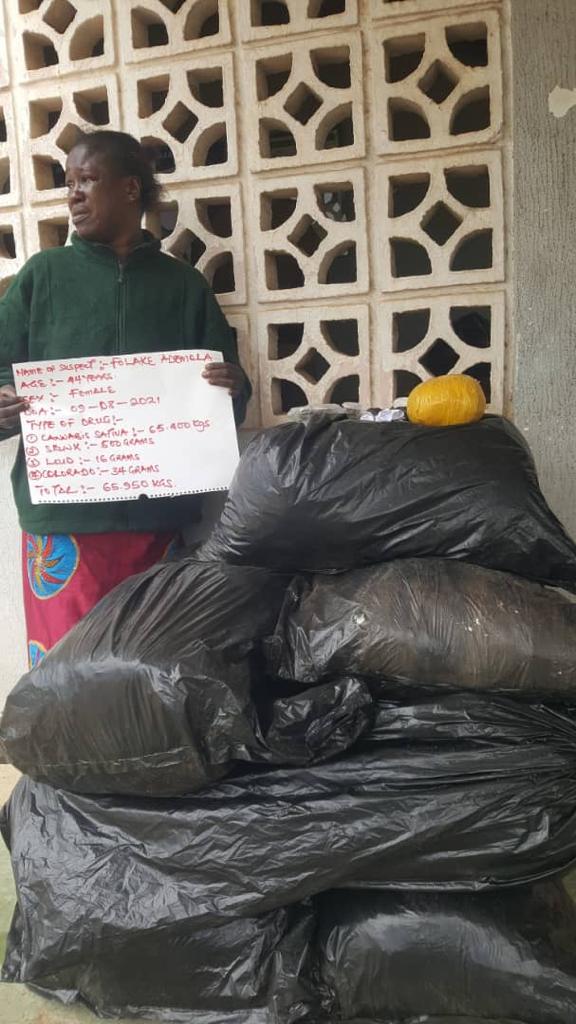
[71,230,161,265]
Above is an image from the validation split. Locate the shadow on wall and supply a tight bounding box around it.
[184,429,257,546]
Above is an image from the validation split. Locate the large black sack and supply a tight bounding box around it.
[1,649,370,796]
[0,558,371,795]
[2,886,318,1024]
[268,558,576,697]
[5,695,576,936]
[199,414,576,586]
[32,555,290,659]
[316,883,576,1024]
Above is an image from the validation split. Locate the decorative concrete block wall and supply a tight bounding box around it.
[371,10,503,155]
[1,0,507,426]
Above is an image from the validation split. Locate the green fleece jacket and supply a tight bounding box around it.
[0,232,250,534]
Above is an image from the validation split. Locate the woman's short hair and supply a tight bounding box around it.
[70,130,161,213]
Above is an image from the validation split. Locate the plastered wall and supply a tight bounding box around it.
[510,0,576,538]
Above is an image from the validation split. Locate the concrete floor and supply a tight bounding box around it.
[0,765,134,1024]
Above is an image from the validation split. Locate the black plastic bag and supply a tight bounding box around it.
[4,695,576,938]
[199,415,576,586]
[29,555,291,660]
[2,888,318,1024]
[316,882,576,1024]
[268,558,576,697]
[5,761,576,1023]
[0,556,372,795]
[1,648,370,796]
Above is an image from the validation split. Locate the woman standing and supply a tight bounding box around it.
[0,130,250,666]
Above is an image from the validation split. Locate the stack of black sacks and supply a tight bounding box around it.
[3,414,576,1024]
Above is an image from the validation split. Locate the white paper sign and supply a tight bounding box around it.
[14,350,240,504]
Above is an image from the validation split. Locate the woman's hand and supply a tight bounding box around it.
[202,362,245,399]
[0,385,29,431]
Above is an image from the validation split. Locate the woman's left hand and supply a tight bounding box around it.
[202,361,245,399]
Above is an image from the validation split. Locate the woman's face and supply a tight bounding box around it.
[65,145,141,244]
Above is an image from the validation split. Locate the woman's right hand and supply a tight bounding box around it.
[0,385,29,431]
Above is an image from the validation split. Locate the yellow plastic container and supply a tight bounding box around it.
[407,374,486,427]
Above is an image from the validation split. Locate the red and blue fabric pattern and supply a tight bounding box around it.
[22,530,177,667]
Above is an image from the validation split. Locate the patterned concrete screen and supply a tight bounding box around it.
[2,0,507,426]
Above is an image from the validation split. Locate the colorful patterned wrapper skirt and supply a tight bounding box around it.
[23,530,177,668]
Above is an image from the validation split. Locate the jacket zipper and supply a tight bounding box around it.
[115,261,125,354]
[115,242,150,353]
